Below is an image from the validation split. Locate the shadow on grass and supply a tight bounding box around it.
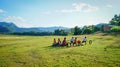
[44,45,70,49]
[43,44,85,51]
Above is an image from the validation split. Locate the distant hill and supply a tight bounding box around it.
[95,23,107,28]
[0,22,108,34]
[0,22,70,33]
[0,22,19,33]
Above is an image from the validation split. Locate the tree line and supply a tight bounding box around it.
[12,29,68,36]
[8,14,120,36]
[71,14,120,35]
[109,14,120,33]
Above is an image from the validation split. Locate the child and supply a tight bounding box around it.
[82,36,87,44]
[57,38,61,46]
[52,38,57,46]
[70,37,74,46]
[62,37,68,46]
[77,40,81,46]
[73,37,77,46]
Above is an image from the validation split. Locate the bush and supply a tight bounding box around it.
[110,26,120,33]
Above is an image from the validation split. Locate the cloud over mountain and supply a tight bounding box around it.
[58,2,99,13]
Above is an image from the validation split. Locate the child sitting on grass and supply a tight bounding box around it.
[73,37,77,46]
[82,36,87,45]
[77,40,82,46]
[57,38,61,46]
[52,38,57,46]
[70,37,74,46]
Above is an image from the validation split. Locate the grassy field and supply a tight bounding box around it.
[0,34,120,67]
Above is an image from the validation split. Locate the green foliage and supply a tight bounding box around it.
[100,25,104,32]
[11,29,68,36]
[110,26,120,33]
[54,29,68,36]
[73,26,82,35]
[70,28,74,35]
[82,28,92,34]
[94,26,100,32]
[12,31,53,36]
[109,14,120,26]
[82,25,95,34]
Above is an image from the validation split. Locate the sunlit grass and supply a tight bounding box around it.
[0,34,120,67]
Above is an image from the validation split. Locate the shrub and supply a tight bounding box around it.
[110,26,120,33]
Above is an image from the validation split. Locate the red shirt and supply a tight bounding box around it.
[77,40,81,43]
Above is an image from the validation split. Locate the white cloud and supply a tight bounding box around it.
[0,9,31,27]
[4,16,26,23]
[59,9,75,13]
[0,9,5,13]
[58,3,99,13]
[73,3,99,12]
[106,4,113,8]
[3,16,31,27]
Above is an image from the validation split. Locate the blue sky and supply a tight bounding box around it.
[0,0,120,28]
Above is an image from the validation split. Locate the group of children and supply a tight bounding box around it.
[52,37,68,47]
[52,36,87,47]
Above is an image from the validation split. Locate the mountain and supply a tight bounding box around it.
[0,22,70,33]
[95,23,107,28]
[0,22,19,33]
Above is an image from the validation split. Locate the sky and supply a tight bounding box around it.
[0,0,120,28]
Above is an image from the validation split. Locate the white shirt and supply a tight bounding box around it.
[83,37,87,41]
[70,38,74,42]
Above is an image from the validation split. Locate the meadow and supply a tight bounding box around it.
[0,34,120,67]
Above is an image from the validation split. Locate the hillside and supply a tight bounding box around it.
[0,22,69,33]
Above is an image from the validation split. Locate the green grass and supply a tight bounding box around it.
[0,34,120,67]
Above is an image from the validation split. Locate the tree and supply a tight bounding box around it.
[94,26,100,32]
[70,28,75,35]
[100,25,104,32]
[81,26,93,34]
[109,14,120,26]
[54,29,60,35]
[82,28,92,34]
[87,25,96,33]
[54,29,68,36]
[73,26,82,35]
